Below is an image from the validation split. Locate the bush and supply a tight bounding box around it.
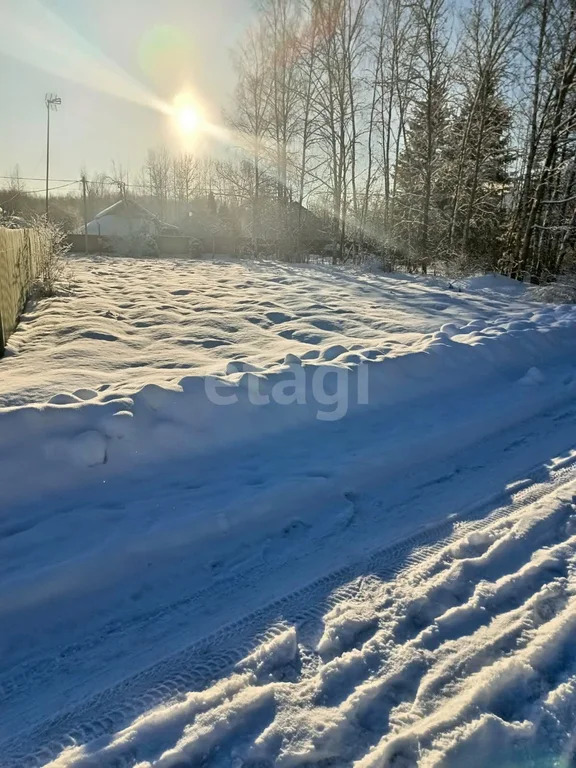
[531,280,576,304]
[32,216,72,297]
[189,238,203,258]
[108,232,159,258]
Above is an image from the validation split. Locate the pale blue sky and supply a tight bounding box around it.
[0,0,255,185]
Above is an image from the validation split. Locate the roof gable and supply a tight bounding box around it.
[94,199,156,220]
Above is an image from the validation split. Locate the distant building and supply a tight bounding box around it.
[86,199,179,237]
[235,199,326,243]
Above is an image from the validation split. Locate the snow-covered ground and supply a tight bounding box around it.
[2,255,576,767]
[0,256,535,407]
[45,463,576,768]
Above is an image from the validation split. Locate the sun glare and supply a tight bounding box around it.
[173,93,202,136]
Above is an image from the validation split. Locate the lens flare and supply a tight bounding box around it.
[1,0,168,115]
[137,25,194,88]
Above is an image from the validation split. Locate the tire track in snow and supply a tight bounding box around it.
[5,451,576,768]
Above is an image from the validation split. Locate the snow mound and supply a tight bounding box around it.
[70,430,108,467]
[460,273,528,296]
[519,366,546,386]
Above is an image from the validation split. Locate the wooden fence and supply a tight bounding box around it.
[0,228,42,356]
[66,234,197,256]
[65,234,330,258]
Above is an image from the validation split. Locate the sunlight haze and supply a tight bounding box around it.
[0,0,254,181]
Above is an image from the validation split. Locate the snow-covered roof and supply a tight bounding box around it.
[94,199,157,221]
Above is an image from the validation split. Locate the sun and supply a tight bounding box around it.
[177,104,200,135]
[172,93,202,136]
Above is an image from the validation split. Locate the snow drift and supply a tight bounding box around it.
[1,302,575,505]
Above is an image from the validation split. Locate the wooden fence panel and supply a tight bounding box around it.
[0,228,42,355]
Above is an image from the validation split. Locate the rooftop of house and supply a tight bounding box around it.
[94,199,157,221]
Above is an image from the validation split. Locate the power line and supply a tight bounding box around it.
[0,175,143,187]
[0,175,79,183]
[0,175,150,191]
[36,181,79,193]
[0,175,239,197]
[0,180,79,196]
[0,181,80,206]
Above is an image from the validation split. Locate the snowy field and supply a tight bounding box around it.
[2,255,576,767]
[1,255,529,407]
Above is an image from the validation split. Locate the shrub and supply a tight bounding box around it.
[108,232,159,258]
[32,216,72,297]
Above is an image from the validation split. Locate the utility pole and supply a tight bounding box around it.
[81,174,89,253]
[45,93,62,219]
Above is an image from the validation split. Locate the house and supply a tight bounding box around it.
[236,198,327,250]
[86,199,179,237]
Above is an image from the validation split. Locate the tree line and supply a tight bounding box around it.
[227,0,576,279]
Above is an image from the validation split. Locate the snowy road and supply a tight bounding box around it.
[3,370,576,767]
[1,257,576,767]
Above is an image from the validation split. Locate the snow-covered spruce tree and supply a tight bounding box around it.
[448,79,514,271]
[445,0,520,272]
[395,68,452,271]
[393,0,453,273]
